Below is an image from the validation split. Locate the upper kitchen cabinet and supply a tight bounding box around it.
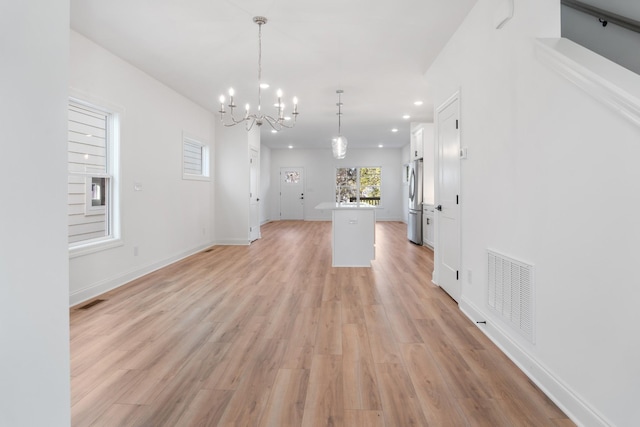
[410,123,424,160]
[412,123,435,204]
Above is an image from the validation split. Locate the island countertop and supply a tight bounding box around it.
[315,202,377,210]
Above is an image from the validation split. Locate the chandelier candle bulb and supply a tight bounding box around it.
[277,89,282,117]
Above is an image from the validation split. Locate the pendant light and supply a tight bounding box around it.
[332,89,347,159]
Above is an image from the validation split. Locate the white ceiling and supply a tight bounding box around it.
[70,0,477,149]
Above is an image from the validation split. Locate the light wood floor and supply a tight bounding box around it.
[70,221,574,427]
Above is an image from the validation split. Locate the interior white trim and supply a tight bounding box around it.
[70,243,213,306]
[69,238,124,259]
[459,297,613,427]
[432,90,461,296]
[212,239,251,246]
[536,37,640,128]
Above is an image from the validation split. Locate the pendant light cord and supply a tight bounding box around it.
[257,21,263,112]
[337,90,343,135]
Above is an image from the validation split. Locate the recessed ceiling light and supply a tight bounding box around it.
[402,115,410,120]
[288,145,293,149]
[378,144,384,148]
[414,100,423,106]
[260,83,270,89]
[271,129,277,133]
[391,128,399,133]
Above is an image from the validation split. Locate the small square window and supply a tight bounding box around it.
[183,135,210,181]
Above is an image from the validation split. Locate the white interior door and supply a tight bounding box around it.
[280,167,304,220]
[436,95,461,302]
[249,148,260,242]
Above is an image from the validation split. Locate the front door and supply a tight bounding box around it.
[280,167,304,220]
[436,94,461,302]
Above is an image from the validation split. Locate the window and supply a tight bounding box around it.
[183,135,210,180]
[68,99,120,253]
[336,167,381,206]
[284,170,300,184]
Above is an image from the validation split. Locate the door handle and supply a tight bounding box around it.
[436,205,442,211]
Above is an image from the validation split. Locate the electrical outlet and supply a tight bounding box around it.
[134,246,139,256]
[467,269,472,284]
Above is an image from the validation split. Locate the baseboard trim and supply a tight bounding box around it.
[69,243,214,307]
[459,298,612,427]
[302,217,405,222]
[212,239,250,246]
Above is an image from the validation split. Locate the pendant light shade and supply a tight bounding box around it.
[332,90,347,159]
[332,135,347,159]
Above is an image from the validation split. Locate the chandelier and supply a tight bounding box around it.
[218,16,298,132]
[332,89,347,159]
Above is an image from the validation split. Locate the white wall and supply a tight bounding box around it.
[0,1,71,425]
[401,143,411,223]
[269,148,404,222]
[69,31,216,305]
[214,124,259,244]
[426,0,640,425]
[260,145,272,223]
[422,124,435,205]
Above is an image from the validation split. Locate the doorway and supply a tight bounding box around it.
[435,93,461,302]
[279,167,304,220]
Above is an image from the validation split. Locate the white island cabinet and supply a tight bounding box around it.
[315,203,376,267]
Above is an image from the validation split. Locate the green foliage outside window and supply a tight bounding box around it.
[336,167,381,205]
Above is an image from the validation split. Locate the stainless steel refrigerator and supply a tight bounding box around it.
[408,159,423,244]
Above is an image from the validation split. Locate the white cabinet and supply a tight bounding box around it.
[410,125,424,160]
[423,204,434,248]
[332,208,375,267]
[315,203,376,267]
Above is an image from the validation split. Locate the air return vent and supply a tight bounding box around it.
[78,299,106,310]
[487,250,535,343]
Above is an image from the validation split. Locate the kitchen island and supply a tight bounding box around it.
[315,202,376,267]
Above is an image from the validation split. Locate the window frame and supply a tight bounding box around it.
[68,96,122,258]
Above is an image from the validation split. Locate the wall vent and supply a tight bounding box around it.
[487,250,535,343]
[78,299,106,310]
